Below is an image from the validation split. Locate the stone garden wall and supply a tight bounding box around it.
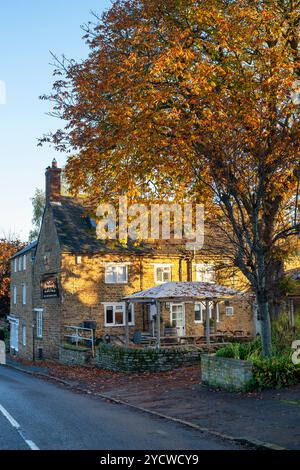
[201,354,253,391]
[59,346,91,366]
[96,344,201,372]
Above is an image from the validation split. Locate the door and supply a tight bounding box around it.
[170,304,185,337]
[10,320,19,352]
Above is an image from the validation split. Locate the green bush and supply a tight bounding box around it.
[215,338,262,361]
[248,356,300,391]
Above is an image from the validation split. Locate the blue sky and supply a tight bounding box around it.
[0,0,111,240]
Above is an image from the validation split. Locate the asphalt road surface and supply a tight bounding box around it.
[0,366,244,450]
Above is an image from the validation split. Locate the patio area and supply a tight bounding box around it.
[123,282,253,350]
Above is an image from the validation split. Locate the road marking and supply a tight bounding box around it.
[0,404,20,429]
[0,403,39,450]
[25,440,40,451]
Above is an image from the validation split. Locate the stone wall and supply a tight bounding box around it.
[96,344,201,372]
[201,354,253,391]
[59,346,91,366]
[60,253,255,342]
[32,204,62,360]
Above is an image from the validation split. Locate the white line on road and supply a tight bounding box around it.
[0,403,39,450]
[0,404,20,429]
[25,440,40,451]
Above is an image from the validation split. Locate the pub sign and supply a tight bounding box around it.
[41,275,59,299]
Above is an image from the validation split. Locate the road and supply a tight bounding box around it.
[0,366,243,450]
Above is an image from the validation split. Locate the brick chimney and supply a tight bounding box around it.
[45,159,62,203]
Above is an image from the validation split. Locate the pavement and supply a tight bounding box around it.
[5,356,300,450]
[0,365,244,450]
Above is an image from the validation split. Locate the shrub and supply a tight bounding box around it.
[215,338,262,361]
[248,356,300,391]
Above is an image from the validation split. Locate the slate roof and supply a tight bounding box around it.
[50,197,189,256]
[11,241,38,260]
[124,281,243,301]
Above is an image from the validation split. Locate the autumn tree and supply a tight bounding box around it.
[0,239,24,317]
[41,0,300,356]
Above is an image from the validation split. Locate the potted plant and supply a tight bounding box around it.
[164,322,178,337]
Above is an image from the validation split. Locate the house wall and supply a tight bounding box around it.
[159,299,254,337]
[60,253,184,339]
[60,253,255,344]
[31,204,62,360]
[10,249,35,359]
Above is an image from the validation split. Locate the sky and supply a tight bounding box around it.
[0,0,112,241]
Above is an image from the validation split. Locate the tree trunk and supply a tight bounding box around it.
[267,258,284,320]
[257,294,272,357]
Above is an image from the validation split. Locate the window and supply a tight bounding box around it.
[36,310,43,339]
[23,255,27,271]
[194,303,202,323]
[155,265,172,284]
[22,325,26,347]
[105,264,128,284]
[43,251,51,266]
[13,285,17,305]
[104,303,134,327]
[75,256,82,265]
[14,258,17,273]
[194,302,220,323]
[195,264,216,283]
[225,306,234,316]
[18,256,22,272]
[22,284,27,305]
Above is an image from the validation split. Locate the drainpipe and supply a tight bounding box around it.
[125,301,130,347]
[32,321,35,362]
[156,301,161,349]
[205,299,210,348]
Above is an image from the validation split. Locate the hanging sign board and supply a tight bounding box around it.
[41,275,59,299]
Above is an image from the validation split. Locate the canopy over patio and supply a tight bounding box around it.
[123,282,245,348]
[124,282,241,303]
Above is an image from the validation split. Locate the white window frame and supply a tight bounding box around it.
[35,309,43,339]
[18,256,22,272]
[12,285,17,305]
[103,303,135,327]
[194,303,203,324]
[194,302,220,323]
[22,284,27,305]
[225,306,234,316]
[154,264,172,284]
[195,264,216,284]
[104,264,128,284]
[8,317,19,352]
[23,255,27,271]
[22,325,26,347]
[14,258,17,273]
